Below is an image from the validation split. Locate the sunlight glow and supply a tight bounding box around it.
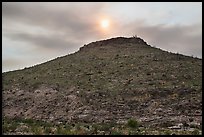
[101,19,110,29]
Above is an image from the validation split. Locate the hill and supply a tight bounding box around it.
[2,36,202,135]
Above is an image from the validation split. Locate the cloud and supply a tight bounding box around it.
[2,2,110,57]
[4,32,81,51]
[2,2,106,40]
[146,24,202,58]
[121,21,202,58]
[2,58,25,72]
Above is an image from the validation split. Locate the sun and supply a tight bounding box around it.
[100,19,110,29]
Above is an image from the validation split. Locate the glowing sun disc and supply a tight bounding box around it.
[101,19,109,28]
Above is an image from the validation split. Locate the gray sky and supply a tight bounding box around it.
[2,2,202,72]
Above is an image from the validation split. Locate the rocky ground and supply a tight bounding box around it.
[3,85,202,134]
[2,37,202,135]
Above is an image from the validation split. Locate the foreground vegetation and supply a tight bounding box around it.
[3,117,202,135]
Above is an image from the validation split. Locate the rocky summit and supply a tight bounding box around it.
[2,36,202,135]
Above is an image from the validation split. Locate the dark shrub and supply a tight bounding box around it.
[127,119,139,128]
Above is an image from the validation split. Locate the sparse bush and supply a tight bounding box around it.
[44,127,52,134]
[31,82,42,90]
[163,130,172,135]
[133,35,137,38]
[2,123,10,133]
[55,126,68,135]
[192,129,200,135]
[111,130,122,135]
[32,126,43,135]
[23,118,35,124]
[127,119,139,128]
[160,121,174,127]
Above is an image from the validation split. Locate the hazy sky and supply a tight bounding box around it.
[2,2,202,72]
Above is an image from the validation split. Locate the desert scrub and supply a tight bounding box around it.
[3,117,19,132]
[111,130,123,135]
[3,117,202,135]
[192,129,201,135]
[127,118,139,128]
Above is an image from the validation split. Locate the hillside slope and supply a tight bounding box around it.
[2,37,202,134]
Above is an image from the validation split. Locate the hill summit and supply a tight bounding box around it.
[3,36,202,135]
